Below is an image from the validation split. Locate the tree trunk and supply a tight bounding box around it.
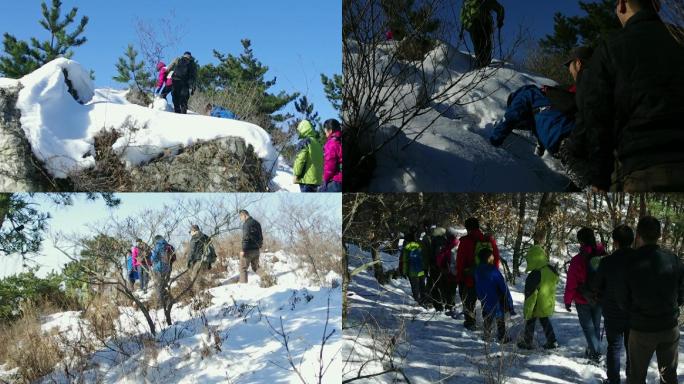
[532,193,558,245]
[343,244,350,325]
[370,246,386,285]
[512,192,526,280]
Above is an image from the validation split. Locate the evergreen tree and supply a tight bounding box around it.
[197,39,299,123]
[0,0,89,78]
[113,44,153,92]
[321,73,343,114]
[0,194,50,257]
[295,95,321,129]
[380,0,440,60]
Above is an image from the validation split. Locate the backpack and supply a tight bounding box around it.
[578,249,603,305]
[173,57,192,81]
[473,233,494,268]
[203,239,216,264]
[541,85,577,117]
[161,243,176,265]
[408,246,423,274]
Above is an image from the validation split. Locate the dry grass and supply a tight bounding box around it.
[83,294,120,341]
[0,303,64,383]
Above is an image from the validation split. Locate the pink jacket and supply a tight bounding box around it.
[564,243,606,305]
[156,62,173,89]
[131,246,141,267]
[323,131,342,183]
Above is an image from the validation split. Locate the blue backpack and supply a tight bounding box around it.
[408,248,423,273]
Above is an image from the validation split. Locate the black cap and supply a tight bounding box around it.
[184,51,192,56]
[563,46,594,67]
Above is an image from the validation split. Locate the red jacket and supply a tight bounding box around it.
[456,229,500,287]
[436,237,460,283]
[564,243,606,305]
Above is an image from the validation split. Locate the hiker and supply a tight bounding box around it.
[188,224,216,270]
[205,103,237,120]
[564,227,606,364]
[425,226,448,312]
[167,51,198,114]
[518,245,559,350]
[460,0,505,68]
[399,231,426,305]
[321,119,343,192]
[617,216,684,384]
[125,250,137,290]
[579,0,684,191]
[592,225,636,384]
[293,120,324,192]
[155,61,173,100]
[456,218,500,331]
[150,235,175,303]
[489,47,593,160]
[474,248,514,343]
[239,209,263,283]
[436,230,460,316]
[133,238,150,293]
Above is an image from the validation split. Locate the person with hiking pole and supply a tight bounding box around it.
[617,216,684,384]
[564,227,607,365]
[239,210,263,283]
[592,225,636,384]
[166,51,198,114]
[579,0,684,191]
[455,218,501,331]
[459,0,504,68]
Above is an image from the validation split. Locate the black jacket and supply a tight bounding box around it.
[592,248,635,326]
[617,244,684,332]
[577,11,684,189]
[242,217,263,251]
[189,232,209,264]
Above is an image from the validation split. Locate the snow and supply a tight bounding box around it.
[344,240,684,383]
[3,58,297,191]
[0,251,341,383]
[0,78,19,88]
[363,41,572,192]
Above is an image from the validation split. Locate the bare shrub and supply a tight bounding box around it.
[259,262,278,288]
[83,294,120,341]
[1,303,64,383]
[521,44,573,85]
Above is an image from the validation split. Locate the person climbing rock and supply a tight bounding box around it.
[460,0,505,68]
[167,51,198,114]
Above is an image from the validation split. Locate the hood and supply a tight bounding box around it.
[156,62,166,70]
[297,120,316,138]
[525,245,548,272]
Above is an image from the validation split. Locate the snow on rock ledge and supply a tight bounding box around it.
[7,58,278,183]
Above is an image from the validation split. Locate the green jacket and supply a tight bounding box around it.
[523,245,559,320]
[460,0,504,30]
[401,242,425,278]
[293,120,324,186]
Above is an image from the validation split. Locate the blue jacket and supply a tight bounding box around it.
[210,106,237,120]
[490,85,574,154]
[150,239,170,273]
[474,263,514,318]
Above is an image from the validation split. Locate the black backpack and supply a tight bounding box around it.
[541,85,577,117]
[578,249,604,305]
[173,57,193,81]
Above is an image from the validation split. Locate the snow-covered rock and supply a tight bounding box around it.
[0,58,297,191]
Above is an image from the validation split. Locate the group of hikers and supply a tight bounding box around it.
[124,209,265,300]
[398,216,684,384]
[458,0,684,192]
[154,51,198,115]
[292,119,343,193]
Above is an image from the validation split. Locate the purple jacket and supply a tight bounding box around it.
[323,131,342,183]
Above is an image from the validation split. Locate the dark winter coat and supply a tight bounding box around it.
[167,54,198,90]
[490,85,575,154]
[577,10,684,189]
[591,247,635,327]
[523,245,559,320]
[455,229,500,287]
[474,263,513,318]
[189,232,213,266]
[617,244,684,332]
[242,217,263,251]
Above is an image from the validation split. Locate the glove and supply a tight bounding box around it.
[565,303,572,312]
[490,137,505,147]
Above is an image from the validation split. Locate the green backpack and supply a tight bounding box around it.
[473,233,494,267]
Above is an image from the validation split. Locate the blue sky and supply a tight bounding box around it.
[1,193,342,278]
[0,0,341,120]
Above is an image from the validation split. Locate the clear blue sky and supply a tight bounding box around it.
[0,0,341,120]
[1,193,341,278]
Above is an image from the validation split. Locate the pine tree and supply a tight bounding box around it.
[380,0,440,60]
[320,73,343,113]
[113,44,153,93]
[295,95,321,129]
[197,39,299,122]
[0,194,50,257]
[0,0,89,78]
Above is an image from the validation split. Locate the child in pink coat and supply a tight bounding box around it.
[321,119,342,192]
[155,62,173,99]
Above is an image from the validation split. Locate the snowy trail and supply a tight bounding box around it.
[344,243,684,383]
[365,42,572,192]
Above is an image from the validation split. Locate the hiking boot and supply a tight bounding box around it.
[516,341,534,350]
[542,341,559,350]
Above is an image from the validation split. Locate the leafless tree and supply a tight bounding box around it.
[134,10,188,79]
[342,0,525,189]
